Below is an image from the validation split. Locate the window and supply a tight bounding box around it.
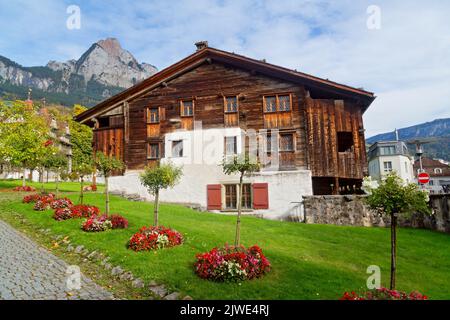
[98,117,109,128]
[380,146,396,155]
[181,100,194,117]
[225,185,237,209]
[147,108,159,123]
[148,143,159,159]
[241,184,252,209]
[278,95,291,111]
[383,161,393,172]
[263,94,292,113]
[279,133,294,152]
[225,136,237,155]
[429,180,434,186]
[225,96,238,113]
[337,132,354,152]
[434,168,443,174]
[264,96,277,113]
[171,140,183,157]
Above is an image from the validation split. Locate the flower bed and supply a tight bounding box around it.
[194,245,271,282]
[128,226,183,251]
[33,199,51,211]
[53,208,73,221]
[82,214,128,232]
[71,205,100,218]
[82,214,113,232]
[340,288,428,300]
[50,198,73,209]
[23,194,42,203]
[52,205,100,221]
[13,186,36,192]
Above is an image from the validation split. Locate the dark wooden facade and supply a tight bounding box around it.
[76,46,375,195]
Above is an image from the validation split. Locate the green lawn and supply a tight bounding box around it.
[0,179,104,193]
[0,181,449,300]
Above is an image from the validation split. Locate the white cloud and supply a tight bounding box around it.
[0,0,449,137]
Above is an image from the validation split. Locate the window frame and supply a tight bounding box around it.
[279,133,295,152]
[147,107,160,124]
[224,136,238,156]
[224,95,239,114]
[171,140,184,158]
[263,94,292,113]
[147,142,160,160]
[180,100,194,117]
[225,184,237,209]
[383,161,393,172]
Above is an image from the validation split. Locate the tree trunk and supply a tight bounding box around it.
[154,189,159,226]
[55,173,59,199]
[80,176,84,205]
[105,175,109,215]
[22,169,26,187]
[234,174,244,246]
[40,169,45,194]
[390,213,398,290]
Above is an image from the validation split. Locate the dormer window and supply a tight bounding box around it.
[434,168,443,174]
[181,100,194,117]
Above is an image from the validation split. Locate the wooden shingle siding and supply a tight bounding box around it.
[125,62,308,170]
[305,97,366,179]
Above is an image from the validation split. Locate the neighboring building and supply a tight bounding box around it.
[413,157,450,194]
[75,42,375,220]
[368,140,415,183]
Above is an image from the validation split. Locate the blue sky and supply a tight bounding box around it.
[0,0,449,136]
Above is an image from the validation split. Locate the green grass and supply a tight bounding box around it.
[0,179,104,193]
[0,181,449,300]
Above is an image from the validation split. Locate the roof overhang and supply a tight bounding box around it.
[75,47,376,124]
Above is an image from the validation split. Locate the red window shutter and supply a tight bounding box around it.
[207,184,222,210]
[252,183,269,209]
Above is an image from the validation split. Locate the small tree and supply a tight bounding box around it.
[72,163,93,204]
[222,154,260,246]
[95,152,124,214]
[364,172,430,290]
[139,162,182,226]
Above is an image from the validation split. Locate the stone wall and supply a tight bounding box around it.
[302,194,450,233]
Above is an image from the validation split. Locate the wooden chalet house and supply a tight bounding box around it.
[75,42,375,220]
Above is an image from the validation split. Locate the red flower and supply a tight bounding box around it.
[127,226,183,251]
[194,244,271,282]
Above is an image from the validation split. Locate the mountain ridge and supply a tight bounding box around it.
[367,118,450,161]
[0,38,157,106]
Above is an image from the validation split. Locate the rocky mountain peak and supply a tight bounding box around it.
[96,38,123,57]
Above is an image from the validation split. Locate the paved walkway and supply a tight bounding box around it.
[0,219,114,300]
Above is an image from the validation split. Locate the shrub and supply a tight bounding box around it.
[53,208,73,221]
[71,205,100,218]
[82,214,113,232]
[109,214,128,229]
[50,198,73,209]
[13,186,36,192]
[194,245,271,282]
[128,226,183,251]
[23,194,42,203]
[340,288,428,300]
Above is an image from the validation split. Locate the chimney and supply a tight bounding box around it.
[394,128,399,141]
[195,41,208,51]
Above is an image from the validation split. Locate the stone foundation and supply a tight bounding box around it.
[302,194,450,233]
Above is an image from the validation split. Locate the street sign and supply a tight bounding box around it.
[418,172,430,184]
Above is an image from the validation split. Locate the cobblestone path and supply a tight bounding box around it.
[0,219,114,300]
